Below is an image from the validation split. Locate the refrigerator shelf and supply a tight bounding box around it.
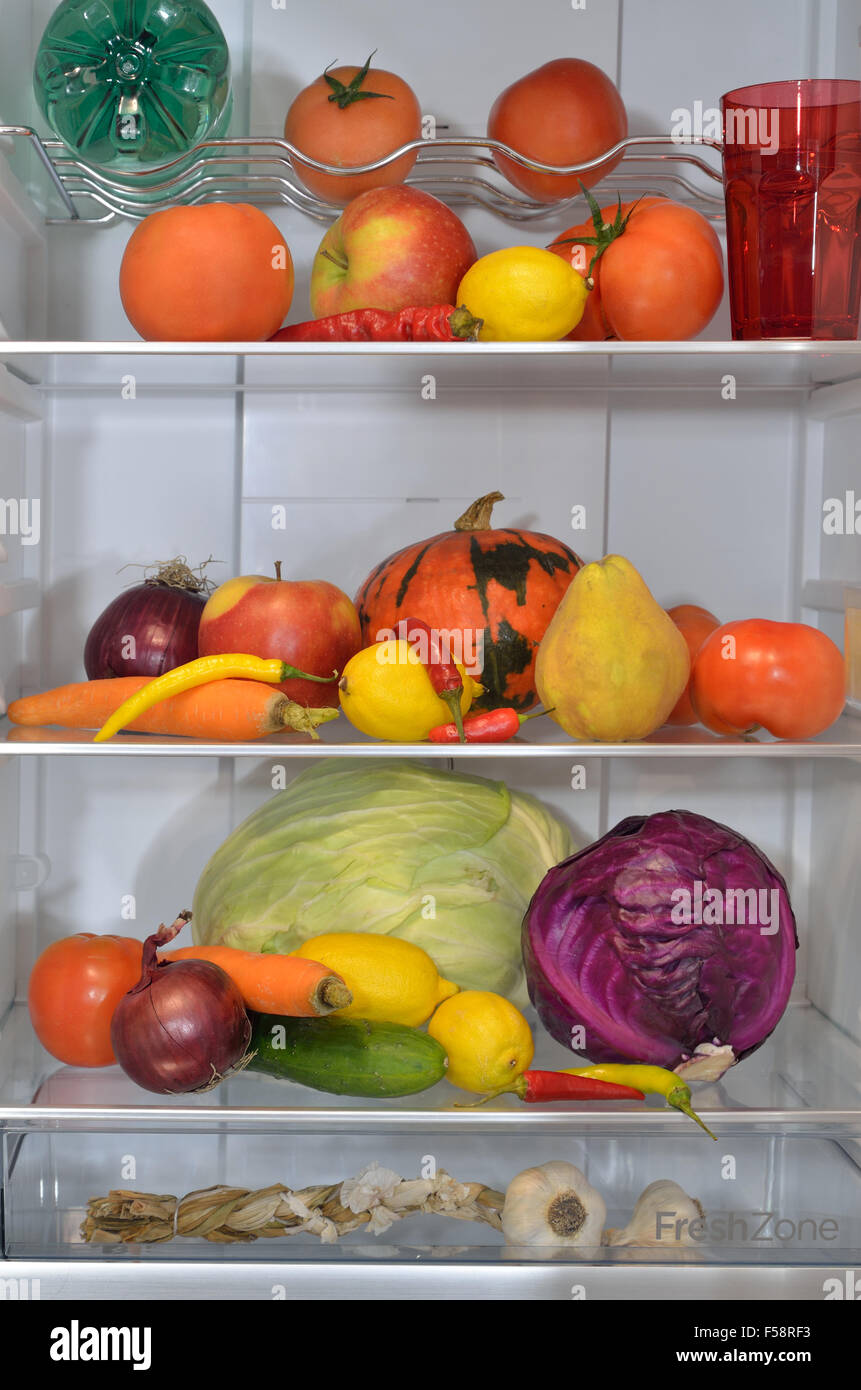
[4,340,861,392]
[5,342,861,414]
[7,339,861,360]
[3,715,860,758]
[2,1002,858,1134]
[1,126,723,225]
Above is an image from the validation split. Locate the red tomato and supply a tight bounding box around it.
[285,62,421,205]
[28,934,142,1067]
[488,59,627,201]
[665,604,721,725]
[690,619,845,740]
[548,198,724,340]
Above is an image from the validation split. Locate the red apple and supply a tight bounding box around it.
[198,566,362,707]
[309,185,477,318]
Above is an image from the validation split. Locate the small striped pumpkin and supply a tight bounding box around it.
[355,492,583,711]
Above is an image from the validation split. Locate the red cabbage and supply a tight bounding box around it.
[522,810,798,1069]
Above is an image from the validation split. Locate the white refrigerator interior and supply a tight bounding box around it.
[0,0,858,1299]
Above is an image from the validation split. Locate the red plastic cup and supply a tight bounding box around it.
[722,79,861,339]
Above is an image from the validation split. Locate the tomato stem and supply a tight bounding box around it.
[551,185,644,280]
[323,51,396,108]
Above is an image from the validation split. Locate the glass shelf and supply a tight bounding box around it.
[4,341,861,401]
[2,715,860,759]
[2,1001,858,1135]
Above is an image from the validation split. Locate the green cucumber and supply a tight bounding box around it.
[248,1013,448,1098]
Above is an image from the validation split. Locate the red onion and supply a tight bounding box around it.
[111,912,251,1094]
[84,558,211,680]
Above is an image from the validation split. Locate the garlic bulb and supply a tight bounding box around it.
[502,1160,606,1248]
[606,1179,705,1247]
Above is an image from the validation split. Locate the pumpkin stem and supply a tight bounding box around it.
[454,491,504,532]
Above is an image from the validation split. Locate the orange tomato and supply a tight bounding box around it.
[28,934,143,1067]
[665,604,721,725]
[285,60,421,204]
[548,198,724,340]
[488,58,627,201]
[690,619,845,740]
[120,204,294,341]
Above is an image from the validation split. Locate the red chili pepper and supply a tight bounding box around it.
[428,707,551,744]
[398,615,467,743]
[270,305,482,343]
[517,1071,645,1103]
[457,1070,646,1107]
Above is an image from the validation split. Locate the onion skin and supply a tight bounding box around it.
[111,918,251,1094]
[84,581,205,680]
[522,810,798,1068]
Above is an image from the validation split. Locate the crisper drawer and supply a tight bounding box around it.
[3,1001,860,1277]
[5,1120,861,1281]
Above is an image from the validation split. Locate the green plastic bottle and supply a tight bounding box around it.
[34,0,232,181]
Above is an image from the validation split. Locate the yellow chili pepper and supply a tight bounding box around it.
[93,654,335,743]
[562,1064,717,1139]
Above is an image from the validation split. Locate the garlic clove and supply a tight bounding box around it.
[502,1160,606,1249]
[608,1179,705,1247]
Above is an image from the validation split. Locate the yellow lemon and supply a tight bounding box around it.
[428,990,534,1093]
[292,932,459,1027]
[338,638,480,742]
[456,246,589,341]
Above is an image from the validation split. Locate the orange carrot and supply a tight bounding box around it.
[161,945,352,1016]
[8,678,339,741]
[9,677,150,726]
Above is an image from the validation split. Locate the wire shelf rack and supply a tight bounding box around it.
[1,127,725,226]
